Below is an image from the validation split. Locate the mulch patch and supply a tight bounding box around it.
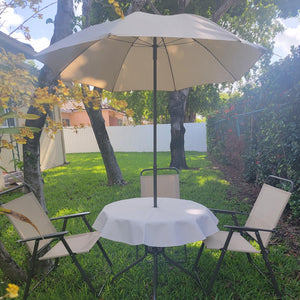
[209,155,300,258]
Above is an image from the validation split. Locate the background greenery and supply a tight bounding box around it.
[1,152,299,299]
[207,46,300,219]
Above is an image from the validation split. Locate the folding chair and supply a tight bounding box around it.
[139,167,187,261]
[193,175,293,297]
[0,185,112,300]
[140,167,180,199]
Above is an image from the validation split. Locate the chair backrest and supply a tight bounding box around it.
[2,192,57,254]
[140,168,180,198]
[245,183,291,247]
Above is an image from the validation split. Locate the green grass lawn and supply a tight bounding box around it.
[1,152,299,299]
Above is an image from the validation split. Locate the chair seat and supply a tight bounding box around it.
[40,231,101,260]
[204,231,260,253]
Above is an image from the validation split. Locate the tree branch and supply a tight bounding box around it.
[9,1,57,37]
[212,0,242,23]
[146,0,161,15]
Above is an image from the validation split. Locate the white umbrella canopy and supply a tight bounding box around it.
[35,12,266,92]
[35,12,265,207]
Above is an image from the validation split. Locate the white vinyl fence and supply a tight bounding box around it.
[63,123,207,153]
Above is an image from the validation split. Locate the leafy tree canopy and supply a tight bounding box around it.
[89,0,296,122]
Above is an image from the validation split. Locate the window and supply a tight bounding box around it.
[2,108,16,127]
[62,119,70,127]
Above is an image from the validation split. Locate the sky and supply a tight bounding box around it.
[0,0,299,62]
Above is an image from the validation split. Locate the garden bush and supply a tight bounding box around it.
[207,46,300,219]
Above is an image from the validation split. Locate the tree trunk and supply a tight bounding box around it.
[169,88,189,169]
[82,0,126,186]
[168,0,190,169]
[23,0,74,210]
[83,99,126,185]
[23,110,48,210]
[169,0,242,168]
[0,240,27,282]
[212,0,242,23]
[127,0,147,15]
[22,0,74,275]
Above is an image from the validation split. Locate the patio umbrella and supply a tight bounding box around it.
[35,12,266,207]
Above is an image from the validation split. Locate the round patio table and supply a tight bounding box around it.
[93,197,219,299]
[93,197,219,247]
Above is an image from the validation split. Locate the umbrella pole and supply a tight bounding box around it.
[153,37,158,208]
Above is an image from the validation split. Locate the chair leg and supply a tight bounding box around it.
[23,240,41,300]
[207,230,233,295]
[61,238,97,296]
[71,254,97,295]
[206,247,227,295]
[96,240,113,268]
[136,245,139,259]
[82,217,113,268]
[184,244,187,262]
[23,257,35,300]
[261,249,281,298]
[193,242,205,270]
[255,232,281,298]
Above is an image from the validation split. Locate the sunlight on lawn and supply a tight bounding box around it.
[0,152,299,300]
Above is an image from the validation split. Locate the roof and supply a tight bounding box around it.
[61,100,123,113]
[0,31,36,59]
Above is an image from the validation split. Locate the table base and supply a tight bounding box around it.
[112,246,205,299]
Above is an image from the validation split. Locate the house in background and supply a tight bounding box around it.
[61,101,128,127]
[0,32,67,189]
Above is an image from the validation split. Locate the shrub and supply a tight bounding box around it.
[207,46,300,219]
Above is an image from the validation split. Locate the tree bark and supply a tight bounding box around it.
[169,88,189,169]
[21,0,74,276]
[82,0,126,186]
[83,98,126,185]
[0,241,27,282]
[211,0,242,23]
[169,0,243,169]
[168,0,190,169]
[127,0,147,15]
[23,0,74,210]
[23,111,48,210]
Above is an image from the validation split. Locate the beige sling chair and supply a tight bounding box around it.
[139,167,187,261]
[193,175,293,298]
[0,184,112,300]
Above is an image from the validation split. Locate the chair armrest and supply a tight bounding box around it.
[224,225,277,233]
[210,209,248,227]
[50,212,90,221]
[17,231,69,243]
[210,208,248,216]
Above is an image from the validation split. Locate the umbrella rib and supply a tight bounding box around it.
[161,37,177,91]
[109,36,140,92]
[108,36,153,47]
[192,38,239,82]
[158,38,194,47]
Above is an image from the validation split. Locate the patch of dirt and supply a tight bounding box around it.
[209,155,300,258]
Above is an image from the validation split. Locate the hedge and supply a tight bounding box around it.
[207,46,300,219]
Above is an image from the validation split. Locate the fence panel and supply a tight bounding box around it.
[63,123,207,153]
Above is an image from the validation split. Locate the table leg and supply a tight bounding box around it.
[112,245,205,298]
[153,249,158,300]
[162,249,205,296]
[111,249,148,283]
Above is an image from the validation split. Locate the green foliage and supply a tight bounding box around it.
[0,152,299,299]
[187,84,222,120]
[207,46,300,219]
[89,0,289,124]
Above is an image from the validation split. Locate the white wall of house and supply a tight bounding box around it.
[63,122,207,153]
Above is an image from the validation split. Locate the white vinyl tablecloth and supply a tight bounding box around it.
[93,197,219,247]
